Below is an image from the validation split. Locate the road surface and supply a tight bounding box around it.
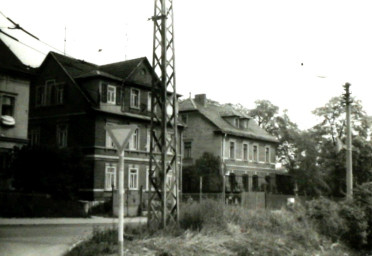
[0,223,116,256]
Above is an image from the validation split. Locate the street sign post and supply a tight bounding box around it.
[105,124,138,256]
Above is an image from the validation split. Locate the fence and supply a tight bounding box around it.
[182,192,300,210]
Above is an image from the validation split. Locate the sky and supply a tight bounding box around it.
[1,0,372,129]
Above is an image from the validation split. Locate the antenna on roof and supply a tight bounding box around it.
[124,22,128,61]
[64,26,67,55]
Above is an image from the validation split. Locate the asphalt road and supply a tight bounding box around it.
[0,223,116,256]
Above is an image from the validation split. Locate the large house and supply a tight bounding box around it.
[28,52,182,214]
[0,39,34,189]
[180,94,284,194]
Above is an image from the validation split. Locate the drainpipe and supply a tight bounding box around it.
[222,133,227,204]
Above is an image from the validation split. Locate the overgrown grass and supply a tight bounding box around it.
[65,199,361,256]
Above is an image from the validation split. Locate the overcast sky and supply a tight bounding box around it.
[1,0,372,129]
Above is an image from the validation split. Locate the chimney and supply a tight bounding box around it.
[194,94,207,106]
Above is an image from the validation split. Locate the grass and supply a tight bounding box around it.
[65,200,361,256]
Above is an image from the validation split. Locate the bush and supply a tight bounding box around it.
[179,199,225,231]
[305,197,346,242]
[305,197,368,250]
[354,182,372,249]
[338,199,367,249]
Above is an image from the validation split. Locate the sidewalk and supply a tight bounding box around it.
[0,216,147,226]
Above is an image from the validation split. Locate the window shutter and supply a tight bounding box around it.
[116,86,121,105]
[101,83,107,103]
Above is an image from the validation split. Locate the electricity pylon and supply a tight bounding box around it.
[148,0,179,229]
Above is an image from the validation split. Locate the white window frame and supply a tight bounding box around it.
[131,88,140,109]
[129,168,139,190]
[229,140,236,159]
[253,144,259,162]
[243,142,249,161]
[105,164,117,190]
[56,124,68,148]
[129,128,140,150]
[1,94,15,117]
[265,146,271,163]
[107,85,116,104]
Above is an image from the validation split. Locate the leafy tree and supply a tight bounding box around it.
[182,152,222,193]
[10,145,90,200]
[312,95,372,197]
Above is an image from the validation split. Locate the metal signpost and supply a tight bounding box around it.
[105,124,138,256]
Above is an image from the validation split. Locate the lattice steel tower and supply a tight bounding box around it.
[148,0,179,228]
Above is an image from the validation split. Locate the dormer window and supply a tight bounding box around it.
[235,118,239,127]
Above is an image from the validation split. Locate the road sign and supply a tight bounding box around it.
[105,124,138,153]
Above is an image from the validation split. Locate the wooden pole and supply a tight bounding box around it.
[199,176,203,202]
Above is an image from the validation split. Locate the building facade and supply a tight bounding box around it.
[29,52,182,214]
[180,94,284,194]
[0,39,34,189]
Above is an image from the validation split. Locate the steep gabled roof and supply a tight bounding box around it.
[51,52,98,78]
[0,38,34,76]
[99,57,147,80]
[49,53,150,85]
[179,97,278,143]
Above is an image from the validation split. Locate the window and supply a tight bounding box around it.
[235,118,239,127]
[229,141,235,159]
[147,92,152,111]
[30,128,40,146]
[129,128,139,150]
[252,175,259,191]
[1,95,15,116]
[105,164,117,190]
[181,114,188,124]
[129,168,138,190]
[243,175,249,192]
[107,85,116,104]
[243,143,248,161]
[146,168,156,191]
[253,145,258,162]
[56,84,64,104]
[56,124,68,148]
[35,86,44,106]
[265,147,270,163]
[184,141,192,158]
[145,129,151,152]
[131,89,140,108]
[35,80,64,106]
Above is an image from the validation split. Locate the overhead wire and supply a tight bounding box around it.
[0,10,68,56]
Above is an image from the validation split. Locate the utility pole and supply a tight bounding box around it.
[148,0,179,229]
[343,83,353,199]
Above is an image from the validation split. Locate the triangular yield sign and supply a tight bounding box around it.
[105,124,138,153]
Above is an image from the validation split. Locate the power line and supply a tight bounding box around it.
[0,10,66,55]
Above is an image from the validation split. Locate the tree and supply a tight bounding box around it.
[182,152,222,193]
[247,100,279,132]
[10,145,90,200]
[311,95,372,197]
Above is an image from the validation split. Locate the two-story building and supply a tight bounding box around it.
[0,39,34,189]
[180,94,281,194]
[29,52,182,215]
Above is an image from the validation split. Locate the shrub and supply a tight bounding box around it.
[179,199,225,231]
[305,197,368,250]
[305,197,346,242]
[354,182,372,249]
[338,199,367,249]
